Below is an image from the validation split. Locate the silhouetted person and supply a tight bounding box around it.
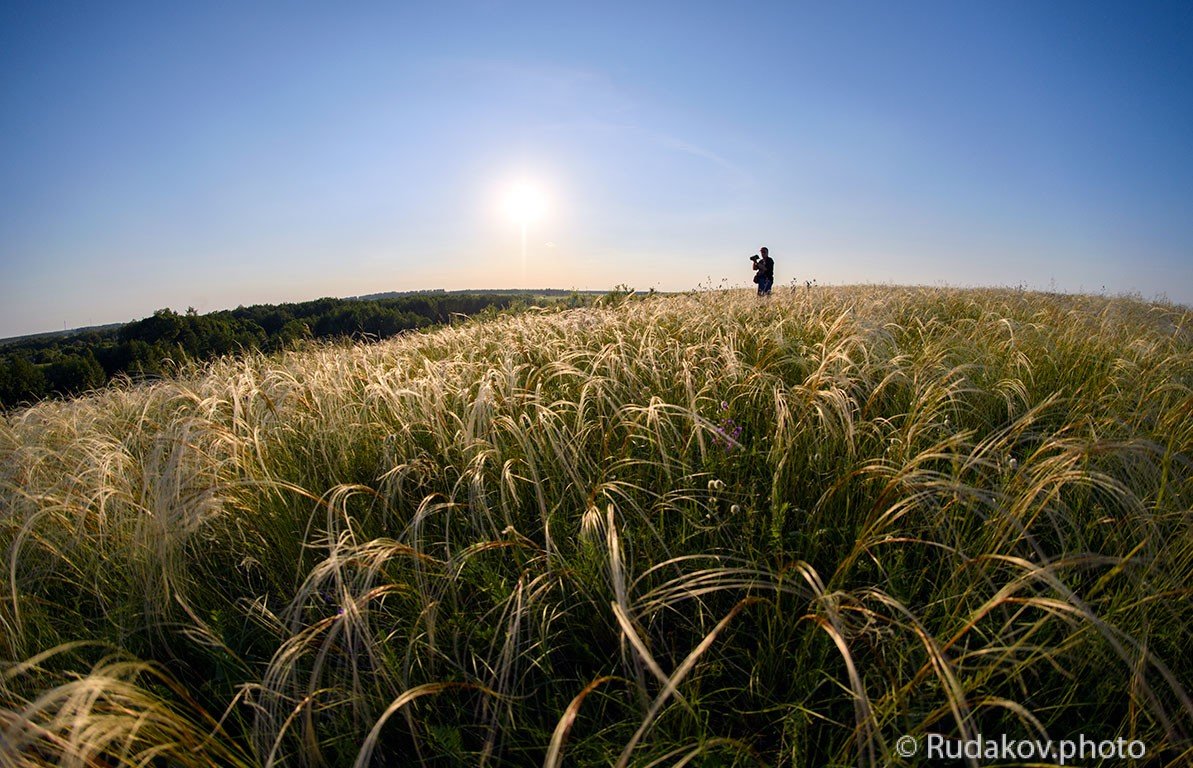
[751,246,774,296]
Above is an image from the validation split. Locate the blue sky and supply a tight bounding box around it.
[2,1,1191,336]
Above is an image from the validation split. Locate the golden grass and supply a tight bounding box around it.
[1,285,1191,766]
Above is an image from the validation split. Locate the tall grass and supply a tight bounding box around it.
[2,285,1191,766]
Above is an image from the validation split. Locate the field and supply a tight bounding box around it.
[2,286,1191,766]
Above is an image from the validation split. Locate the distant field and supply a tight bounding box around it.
[2,286,1191,766]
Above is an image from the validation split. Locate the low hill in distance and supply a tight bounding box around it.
[2,285,1190,766]
[0,322,127,348]
[0,289,600,409]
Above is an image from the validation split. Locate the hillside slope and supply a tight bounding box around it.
[2,286,1191,766]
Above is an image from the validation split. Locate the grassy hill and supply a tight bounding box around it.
[1,286,1191,766]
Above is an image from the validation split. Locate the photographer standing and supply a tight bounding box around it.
[751,246,774,296]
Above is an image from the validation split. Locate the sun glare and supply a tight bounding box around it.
[503,181,548,225]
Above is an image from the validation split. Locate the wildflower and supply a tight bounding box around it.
[714,409,743,451]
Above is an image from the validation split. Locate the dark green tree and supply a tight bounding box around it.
[44,352,105,397]
[0,355,48,406]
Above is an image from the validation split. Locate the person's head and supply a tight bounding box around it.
[760,246,769,256]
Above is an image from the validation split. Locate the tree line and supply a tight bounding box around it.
[0,292,545,409]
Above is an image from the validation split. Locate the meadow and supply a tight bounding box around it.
[1,285,1190,766]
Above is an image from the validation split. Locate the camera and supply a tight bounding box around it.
[749,254,760,261]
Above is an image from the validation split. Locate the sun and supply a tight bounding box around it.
[502,181,549,226]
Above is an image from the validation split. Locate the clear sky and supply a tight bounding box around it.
[2,1,1191,337]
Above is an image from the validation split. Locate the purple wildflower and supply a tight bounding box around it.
[714,407,743,451]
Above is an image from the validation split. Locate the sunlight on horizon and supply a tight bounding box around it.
[502,180,549,226]
[499,178,552,286]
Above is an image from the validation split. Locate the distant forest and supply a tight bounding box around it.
[0,292,571,409]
